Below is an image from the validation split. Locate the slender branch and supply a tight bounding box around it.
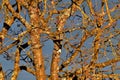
[4,0,32,30]
[59,30,90,70]
[11,49,20,80]
[104,0,113,22]
[50,41,61,80]
[95,57,120,68]
[19,66,35,75]
[87,0,95,15]
[92,73,120,79]
[0,64,4,80]
[90,28,102,66]
[0,40,19,54]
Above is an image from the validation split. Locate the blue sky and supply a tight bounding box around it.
[0,0,120,80]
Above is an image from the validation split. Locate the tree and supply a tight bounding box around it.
[0,0,120,80]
